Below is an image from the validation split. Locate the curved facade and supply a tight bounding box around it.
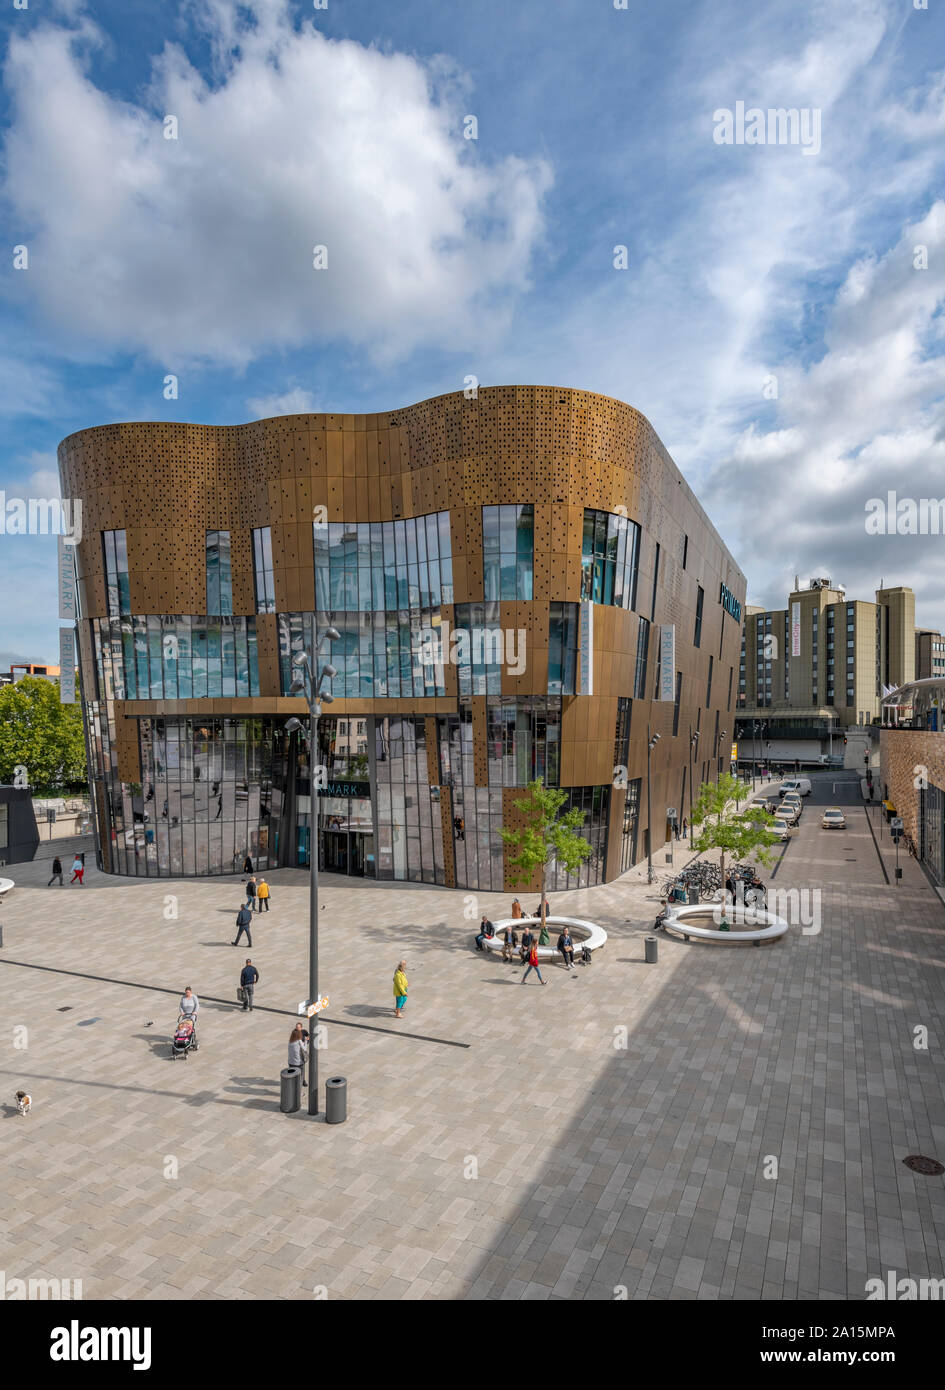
[58,386,745,890]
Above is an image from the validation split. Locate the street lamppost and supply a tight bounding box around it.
[286,622,340,1117]
[646,727,661,884]
[689,728,699,848]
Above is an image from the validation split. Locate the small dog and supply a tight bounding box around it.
[15,1091,32,1116]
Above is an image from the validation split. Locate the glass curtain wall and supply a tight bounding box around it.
[374,715,445,883]
[483,504,534,600]
[580,510,640,609]
[206,531,233,615]
[94,617,259,700]
[108,717,286,878]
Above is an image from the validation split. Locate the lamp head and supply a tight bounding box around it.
[319,691,334,704]
[284,717,303,735]
[324,626,341,642]
[321,663,338,680]
[292,651,309,669]
[289,678,306,695]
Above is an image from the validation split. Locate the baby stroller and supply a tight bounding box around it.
[171,1013,198,1060]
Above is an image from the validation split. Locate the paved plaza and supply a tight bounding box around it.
[1,772,944,1300]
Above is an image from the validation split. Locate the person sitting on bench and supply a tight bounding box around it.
[557,928,576,971]
[500,924,518,962]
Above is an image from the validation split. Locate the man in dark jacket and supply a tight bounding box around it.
[556,928,576,971]
[240,959,259,1011]
[232,904,253,947]
[48,856,64,887]
[475,916,494,950]
[519,924,535,964]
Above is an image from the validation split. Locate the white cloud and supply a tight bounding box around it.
[2,0,551,368]
[245,387,320,419]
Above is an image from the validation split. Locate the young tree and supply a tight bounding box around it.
[499,778,592,924]
[0,675,87,793]
[690,772,781,894]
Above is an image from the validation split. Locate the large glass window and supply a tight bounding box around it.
[633,617,650,699]
[548,602,579,695]
[252,527,276,613]
[483,505,533,600]
[485,697,562,786]
[453,602,502,696]
[580,509,640,610]
[93,616,261,700]
[620,778,641,874]
[694,585,704,647]
[103,530,130,617]
[206,531,233,616]
[314,513,453,613]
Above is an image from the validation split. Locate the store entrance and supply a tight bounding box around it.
[321,829,373,877]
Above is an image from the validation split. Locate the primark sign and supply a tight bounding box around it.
[719,582,742,622]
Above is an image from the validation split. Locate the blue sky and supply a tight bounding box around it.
[2,0,945,662]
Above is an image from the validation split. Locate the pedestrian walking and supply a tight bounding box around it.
[47,856,63,887]
[179,986,199,1018]
[257,877,270,912]
[244,876,257,911]
[69,855,84,886]
[243,854,254,874]
[393,960,409,1017]
[240,959,259,1011]
[521,941,545,985]
[232,903,253,947]
[288,1023,308,1088]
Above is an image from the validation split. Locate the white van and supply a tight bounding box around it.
[780,778,812,797]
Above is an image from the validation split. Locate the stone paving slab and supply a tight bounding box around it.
[1,772,944,1299]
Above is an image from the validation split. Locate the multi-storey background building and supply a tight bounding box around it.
[59,387,744,889]
[736,577,915,763]
[915,628,945,682]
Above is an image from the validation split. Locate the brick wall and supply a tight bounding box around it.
[879,729,945,843]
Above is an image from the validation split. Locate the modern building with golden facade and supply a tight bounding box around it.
[58,387,745,890]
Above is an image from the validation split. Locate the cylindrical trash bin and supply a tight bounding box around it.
[644,935,658,964]
[688,887,700,905]
[280,1067,301,1114]
[326,1075,347,1125]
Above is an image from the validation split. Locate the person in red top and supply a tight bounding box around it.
[521,940,545,985]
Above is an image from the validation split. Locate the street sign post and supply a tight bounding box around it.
[298,996,329,1018]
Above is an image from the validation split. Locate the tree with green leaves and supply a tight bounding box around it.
[691,771,781,893]
[0,675,87,793]
[499,778,592,924]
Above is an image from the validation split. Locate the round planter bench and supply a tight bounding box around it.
[482,915,607,962]
[662,903,788,946]
[0,877,14,898]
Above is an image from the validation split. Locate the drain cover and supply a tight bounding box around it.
[903,1155,944,1176]
[57,1006,73,1012]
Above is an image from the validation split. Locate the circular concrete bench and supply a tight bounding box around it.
[0,877,14,898]
[483,915,607,962]
[662,903,788,946]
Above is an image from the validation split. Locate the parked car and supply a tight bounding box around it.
[821,807,846,829]
[781,793,804,818]
[775,803,801,826]
[760,817,791,840]
[780,778,812,797]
